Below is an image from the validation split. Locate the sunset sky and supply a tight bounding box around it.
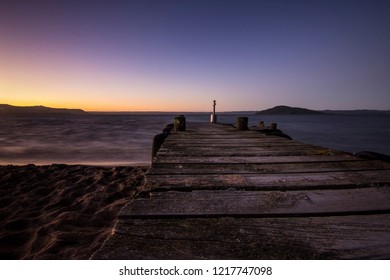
[1,0,389,112]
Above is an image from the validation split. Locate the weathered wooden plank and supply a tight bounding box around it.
[145,170,390,190]
[157,146,337,158]
[92,214,390,259]
[154,154,361,164]
[120,187,390,217]
[147,160,390,175]
[172,123,248,131]
[164,134,290,140]
[163,139,300,145]
[164,134,291,142]
[171,129,278,139]
[176,133,287,139]
[162,142,313,149]
[159,144,314,152]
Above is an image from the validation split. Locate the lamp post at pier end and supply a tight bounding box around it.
[210,100,217,124]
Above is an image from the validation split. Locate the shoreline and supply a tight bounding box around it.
[0,164,147,259]
[0,162,151,168]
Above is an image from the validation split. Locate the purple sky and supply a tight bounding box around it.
[1,0,389,111]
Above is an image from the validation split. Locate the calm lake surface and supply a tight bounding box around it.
[1,113,389,166]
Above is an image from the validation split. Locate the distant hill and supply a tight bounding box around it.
[256,105,323,115]
[0,104,87,116]
[322,109,390,115]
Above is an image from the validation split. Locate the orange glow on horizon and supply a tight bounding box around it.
[0,53,217,112]
[1,92,213,112]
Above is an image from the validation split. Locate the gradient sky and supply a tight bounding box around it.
[1,0,389,111]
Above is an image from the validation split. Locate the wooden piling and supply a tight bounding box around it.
[152,123,174,160]
[151,133,167,160]
[174,115,186,132]
[236,117,248,130]
[271,122,277,130]
[259,121,265,128]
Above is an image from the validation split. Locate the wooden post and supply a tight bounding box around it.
[174,115,186,132]
[162,123,174,134]
[236,117,249,130]
[152,133,167,161]
[259,121,265,128]
[271,123,277,130]
[152,123,174,161]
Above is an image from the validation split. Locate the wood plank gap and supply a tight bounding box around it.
[118,209,390,220]
[146,168,390,176]
[141,182,388,192]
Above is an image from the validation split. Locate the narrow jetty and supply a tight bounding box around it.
[92,121,390,259]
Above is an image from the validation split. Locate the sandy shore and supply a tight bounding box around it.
[0,164,147,259]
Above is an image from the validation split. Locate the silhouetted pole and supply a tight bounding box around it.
[210,100,217,123]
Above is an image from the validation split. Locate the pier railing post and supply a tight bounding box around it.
[174,115,186,132]
[236,117,249,130]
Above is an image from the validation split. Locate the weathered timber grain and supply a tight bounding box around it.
[156,146,337,158]
[144,170,390,190]
[92,215,390,259]
[119,187,390,218]
[147,160,390,175]
[153,155,362,164]
[92,122,390,260]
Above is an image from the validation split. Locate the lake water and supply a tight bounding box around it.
[1,113,389,166]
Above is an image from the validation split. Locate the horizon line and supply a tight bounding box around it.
[2,103,390,113]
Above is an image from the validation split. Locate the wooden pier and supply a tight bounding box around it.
[92,122,390,259]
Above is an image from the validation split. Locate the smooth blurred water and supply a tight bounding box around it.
[218,113,390,156]
[1,113,389,166]
[0,114,173,166]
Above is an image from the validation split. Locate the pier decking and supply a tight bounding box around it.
[92,122,390,259]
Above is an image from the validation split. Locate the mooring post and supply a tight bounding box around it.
[151,123,174,162]
[271,123,277,130]
[236,117,249,130]
[259,121,265,128]
[210,100,217,123]
[152,133,167,161]
[174,115,186,132]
